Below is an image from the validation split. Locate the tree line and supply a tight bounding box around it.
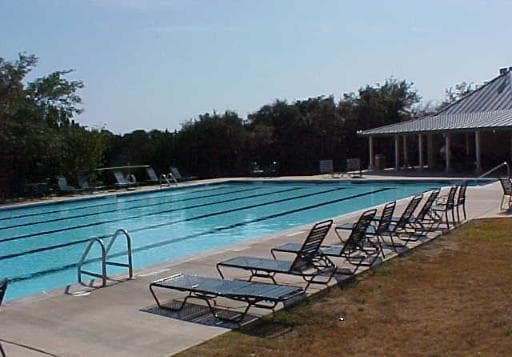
[0,53,466,199]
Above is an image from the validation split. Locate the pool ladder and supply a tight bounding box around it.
[77,229,134,288]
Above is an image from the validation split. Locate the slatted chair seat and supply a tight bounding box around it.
[217,220,335,290]
[150,273,304,323]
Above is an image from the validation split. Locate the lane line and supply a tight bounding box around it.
[5,188,392,283]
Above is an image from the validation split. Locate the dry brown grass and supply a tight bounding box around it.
[177,218,512,357]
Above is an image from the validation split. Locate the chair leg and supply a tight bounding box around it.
[463,204,467,220]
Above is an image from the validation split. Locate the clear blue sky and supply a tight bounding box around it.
[1,0,511,133]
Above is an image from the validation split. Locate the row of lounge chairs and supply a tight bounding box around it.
[149,183,468,323]
[54,166,196,195]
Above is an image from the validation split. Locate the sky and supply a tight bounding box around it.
[1,0,512,134]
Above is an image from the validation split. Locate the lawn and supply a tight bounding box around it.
[177,218,512,356]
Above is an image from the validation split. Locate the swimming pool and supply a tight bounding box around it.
[0,180,467,301]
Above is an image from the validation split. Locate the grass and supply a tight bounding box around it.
[176,218,512,356]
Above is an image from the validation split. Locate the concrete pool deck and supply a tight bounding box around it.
[0,178,508,356]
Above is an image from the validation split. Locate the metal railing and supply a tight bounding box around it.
[77,238,107,287]
[159,173,178,187]
[477,161,510,179]
[77,228,133,288]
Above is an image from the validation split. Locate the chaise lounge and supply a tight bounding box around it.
[216,220,335,290]
[149,273,304,323]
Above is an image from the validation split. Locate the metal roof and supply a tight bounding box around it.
[440,71,512,114]
[358,110,512,136]
[359,69,512,136]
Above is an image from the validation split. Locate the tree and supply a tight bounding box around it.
[438,82,477,110]
[0,53,101,198]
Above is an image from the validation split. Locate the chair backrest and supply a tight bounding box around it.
[343,209,378,251]
[416,189,440,220]
[500,178,512,194]
[319,160,334,174]
[57,176,69,191]
[146,167,159,182]
[0,278,8,306]
[113,171,128,184]
[77,175,90,189]
[376,201,396,234]
[346,158,361,172]
[290,219,333,271]
[457,183,467,205]
[170,167,183,180]
[395,194,423,231]
[445,186,458,208]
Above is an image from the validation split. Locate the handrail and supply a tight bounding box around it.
[77,229,134,288]
[77,238,106,287]
[159,173,177,187]
[477,161,510,179]
[105,228,133,279]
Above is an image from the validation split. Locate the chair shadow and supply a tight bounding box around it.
[140,300,259,329]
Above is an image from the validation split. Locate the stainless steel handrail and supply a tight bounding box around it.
[477,161,510,179]
[77,237,107,287]
[77,229,134,288]
[105,229,133,280]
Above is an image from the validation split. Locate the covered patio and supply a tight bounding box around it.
[359,67,512,175]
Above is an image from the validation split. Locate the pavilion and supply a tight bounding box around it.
[359,67,512,174]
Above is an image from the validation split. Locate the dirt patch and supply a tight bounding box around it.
[176,218,512,357]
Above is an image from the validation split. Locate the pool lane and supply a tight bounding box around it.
[0,183,231,222]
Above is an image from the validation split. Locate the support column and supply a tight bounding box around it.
[368,136,374,170]
[403,135,408,168]
[394,135,400,170]
[475,131,482,173]
[445,133,451,173]
[418,134,424,171]
[427,134,434,170]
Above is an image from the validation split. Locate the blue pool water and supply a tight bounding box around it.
[0,180,465,301]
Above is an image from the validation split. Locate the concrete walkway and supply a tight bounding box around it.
[0,180,508,356]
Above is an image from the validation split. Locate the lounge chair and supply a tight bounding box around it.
[319,160,334,175]
[431,186,458,230]
[145,167,159,183]
[405,189,442,233]
[454,183,468,222]
[56,176,81,194]
[272,209,379,274]
[149,273,304,323]
[170,167,197,182]
[0,278,6,357]
[499,178,512,210]
[333,158,362,178]
[375,194,424,249]
[216,220,336,290]
[113,171,136,189]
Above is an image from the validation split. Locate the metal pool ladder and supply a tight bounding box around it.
[77,229,134,288]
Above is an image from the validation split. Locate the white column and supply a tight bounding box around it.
[403,135,408,168]
[394,135,400,170]
[418,134,424,170]
[445,133,451,173]
[368,136,374,170]
[475,131,482,173]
